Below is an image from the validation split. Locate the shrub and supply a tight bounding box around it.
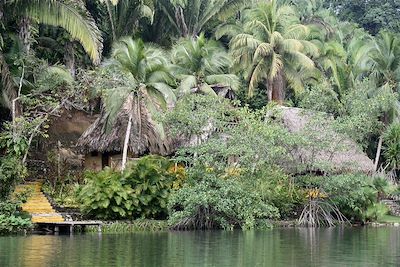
[363,203,389,222]
[298,83,342,116]
[76,168,135,219]
[122,156,179,219]
[297,174,391,222]
[0,201,32,234]
[167,174,279,230]
[383,123,400,172]
[77,156,184,220]
[240,167,305,219]
[0,156,27,200]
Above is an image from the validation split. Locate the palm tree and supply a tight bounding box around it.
[103,37,176,169]
[360,31,400,170]
[309,22,362,98]
[228,0,319,104]
[365,31,400,90]
[0,0,103,111]
[171,33,239,97]
[158,0,248,38]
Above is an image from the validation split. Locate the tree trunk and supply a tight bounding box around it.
[175,7,188,37]
[19,17,31,53]
[106,0,117,41]
[271,69,285,104]
[121,113,133,171]
[64,41,76,78]
[374,135,383,172]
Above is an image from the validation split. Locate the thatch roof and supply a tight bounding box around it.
[270,106,375,174]
[77,94,174,156]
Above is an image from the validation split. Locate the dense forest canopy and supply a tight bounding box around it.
[1,0,400,231]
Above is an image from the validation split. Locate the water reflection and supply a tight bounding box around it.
[1,228,400,267]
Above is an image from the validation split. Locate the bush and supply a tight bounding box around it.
[298,83,342,116]
[383,123,400,172]
[122,156,179,219]
[240,167,305,219]
[76,168,134,219]
[297,174,391,222]
[167,174,279,230]
[77,156,183,220]
[0,201,32,234]
[0,156,27,200]
[363,203,389,222]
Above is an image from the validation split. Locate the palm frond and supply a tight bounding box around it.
[26,0,103,64]
[205,74,240,91]
[199,83,217,96]
[0,51,16,109]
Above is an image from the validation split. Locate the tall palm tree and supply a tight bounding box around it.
[228,0,319,104]
[171,33,239,97]
[158,0,248,38]
[360,31,400,170]
[102,37,176,169]
[0,0,103,109]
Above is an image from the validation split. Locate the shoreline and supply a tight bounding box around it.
[7,219,398,235]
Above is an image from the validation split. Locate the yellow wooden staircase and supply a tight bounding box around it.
[15,181,64,223]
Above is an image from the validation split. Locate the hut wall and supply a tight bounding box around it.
[84,154,103,171]
[110,154,123,170]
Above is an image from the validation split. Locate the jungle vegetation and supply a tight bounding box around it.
[0,0,400,232]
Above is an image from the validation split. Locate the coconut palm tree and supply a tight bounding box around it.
[171,33,239,97]
[358,31,400,170]
[228,0,319,104]
[102,37,176,169]
[365,31,400,90]
[158,0,248,38]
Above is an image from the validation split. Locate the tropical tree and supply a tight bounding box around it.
[102,37,176,169]
[171,33,239,97]
[359,31,400,170]
[158,0,248,38]
[228,0,319,104]
[364,31,400,90]
[310,21,372,98]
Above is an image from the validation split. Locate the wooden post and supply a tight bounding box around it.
[121,113,132,171]
[54,226,59,235]
[374,135,383,172]
[98,224,102,233]
[69,225,74,234]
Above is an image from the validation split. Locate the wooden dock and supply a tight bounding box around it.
[36,221,103,234]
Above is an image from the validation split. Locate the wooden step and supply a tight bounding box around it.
[15,181,64,223]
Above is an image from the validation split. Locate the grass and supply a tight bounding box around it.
[378,215,400,223]
[86,220,168,233]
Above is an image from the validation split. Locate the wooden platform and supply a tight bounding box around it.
[36,221,103,234]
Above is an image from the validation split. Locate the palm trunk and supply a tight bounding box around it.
[64,41,76,78]
[121,113,133,171]
[267,69,285,104]
[106,0,117,41]
[19,17,31,53]
[175,7,188,37]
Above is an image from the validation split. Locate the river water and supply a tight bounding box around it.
[1,227,400,267]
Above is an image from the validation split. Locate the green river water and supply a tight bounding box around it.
[1,227,400,267]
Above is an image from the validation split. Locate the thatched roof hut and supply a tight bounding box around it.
[270,106,375,174]
[77,93,174,157]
